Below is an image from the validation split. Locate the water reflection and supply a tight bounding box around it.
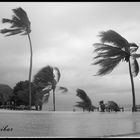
[48,112,140,137]
[0,111,140,137]
[133,121,137,132]
[43,112,140,137]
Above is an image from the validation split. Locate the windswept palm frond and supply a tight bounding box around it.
[93,43,129,60]
[75,101,85,108]
[2,17,23,29]
[0,28,23,36]
[42,84,52,92]
[131,53,140,58]
[58,86,68,93]
[129,43,139,77]
[131,57,139,77]
[99,30,129,52]
[76,88,92,106]
[93,57,123,76]
[2,18,13,24]
[12,7,30,27]
[93,43,130,76]
[33,65,54,88]
[0,7,31,36]
[129,43,139,53]
[94,43,122,53]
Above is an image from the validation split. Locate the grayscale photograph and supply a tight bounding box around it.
[0,1,139,138]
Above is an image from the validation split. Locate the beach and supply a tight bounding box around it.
[0,110,140,138]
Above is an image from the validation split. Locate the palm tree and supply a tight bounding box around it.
[75,88,95,111]
[92,30,140,112]
[33,65,68,111]
[0,7,32,110]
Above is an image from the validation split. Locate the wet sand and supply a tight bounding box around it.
[0,110,139,137]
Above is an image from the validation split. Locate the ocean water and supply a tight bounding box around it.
[0,110,140,137]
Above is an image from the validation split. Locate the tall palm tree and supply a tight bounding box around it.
[0,7,32,110]
[92,30,140,112]
[33,65,68,111]
[75,88,95,111]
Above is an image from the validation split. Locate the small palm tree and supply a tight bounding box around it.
[92,30,140,112]
[75,88,95,111]
[33,65,68,111]
[0,7,32,110]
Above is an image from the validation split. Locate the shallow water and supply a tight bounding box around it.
[0,110,140,137]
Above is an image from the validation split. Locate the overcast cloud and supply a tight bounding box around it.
[0,2,140,110]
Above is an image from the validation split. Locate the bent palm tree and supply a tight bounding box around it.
[75,88,96,111]
[0,7,32,110]
[33,65,68,111]
[92,30,140,112]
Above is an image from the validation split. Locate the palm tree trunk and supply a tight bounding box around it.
[53,88,56,111]
[27,33,33,110]
[128,59,137,112]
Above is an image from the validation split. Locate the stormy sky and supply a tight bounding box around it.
[0,2,140,110]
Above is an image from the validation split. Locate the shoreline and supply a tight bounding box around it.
[0,109,138,113]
